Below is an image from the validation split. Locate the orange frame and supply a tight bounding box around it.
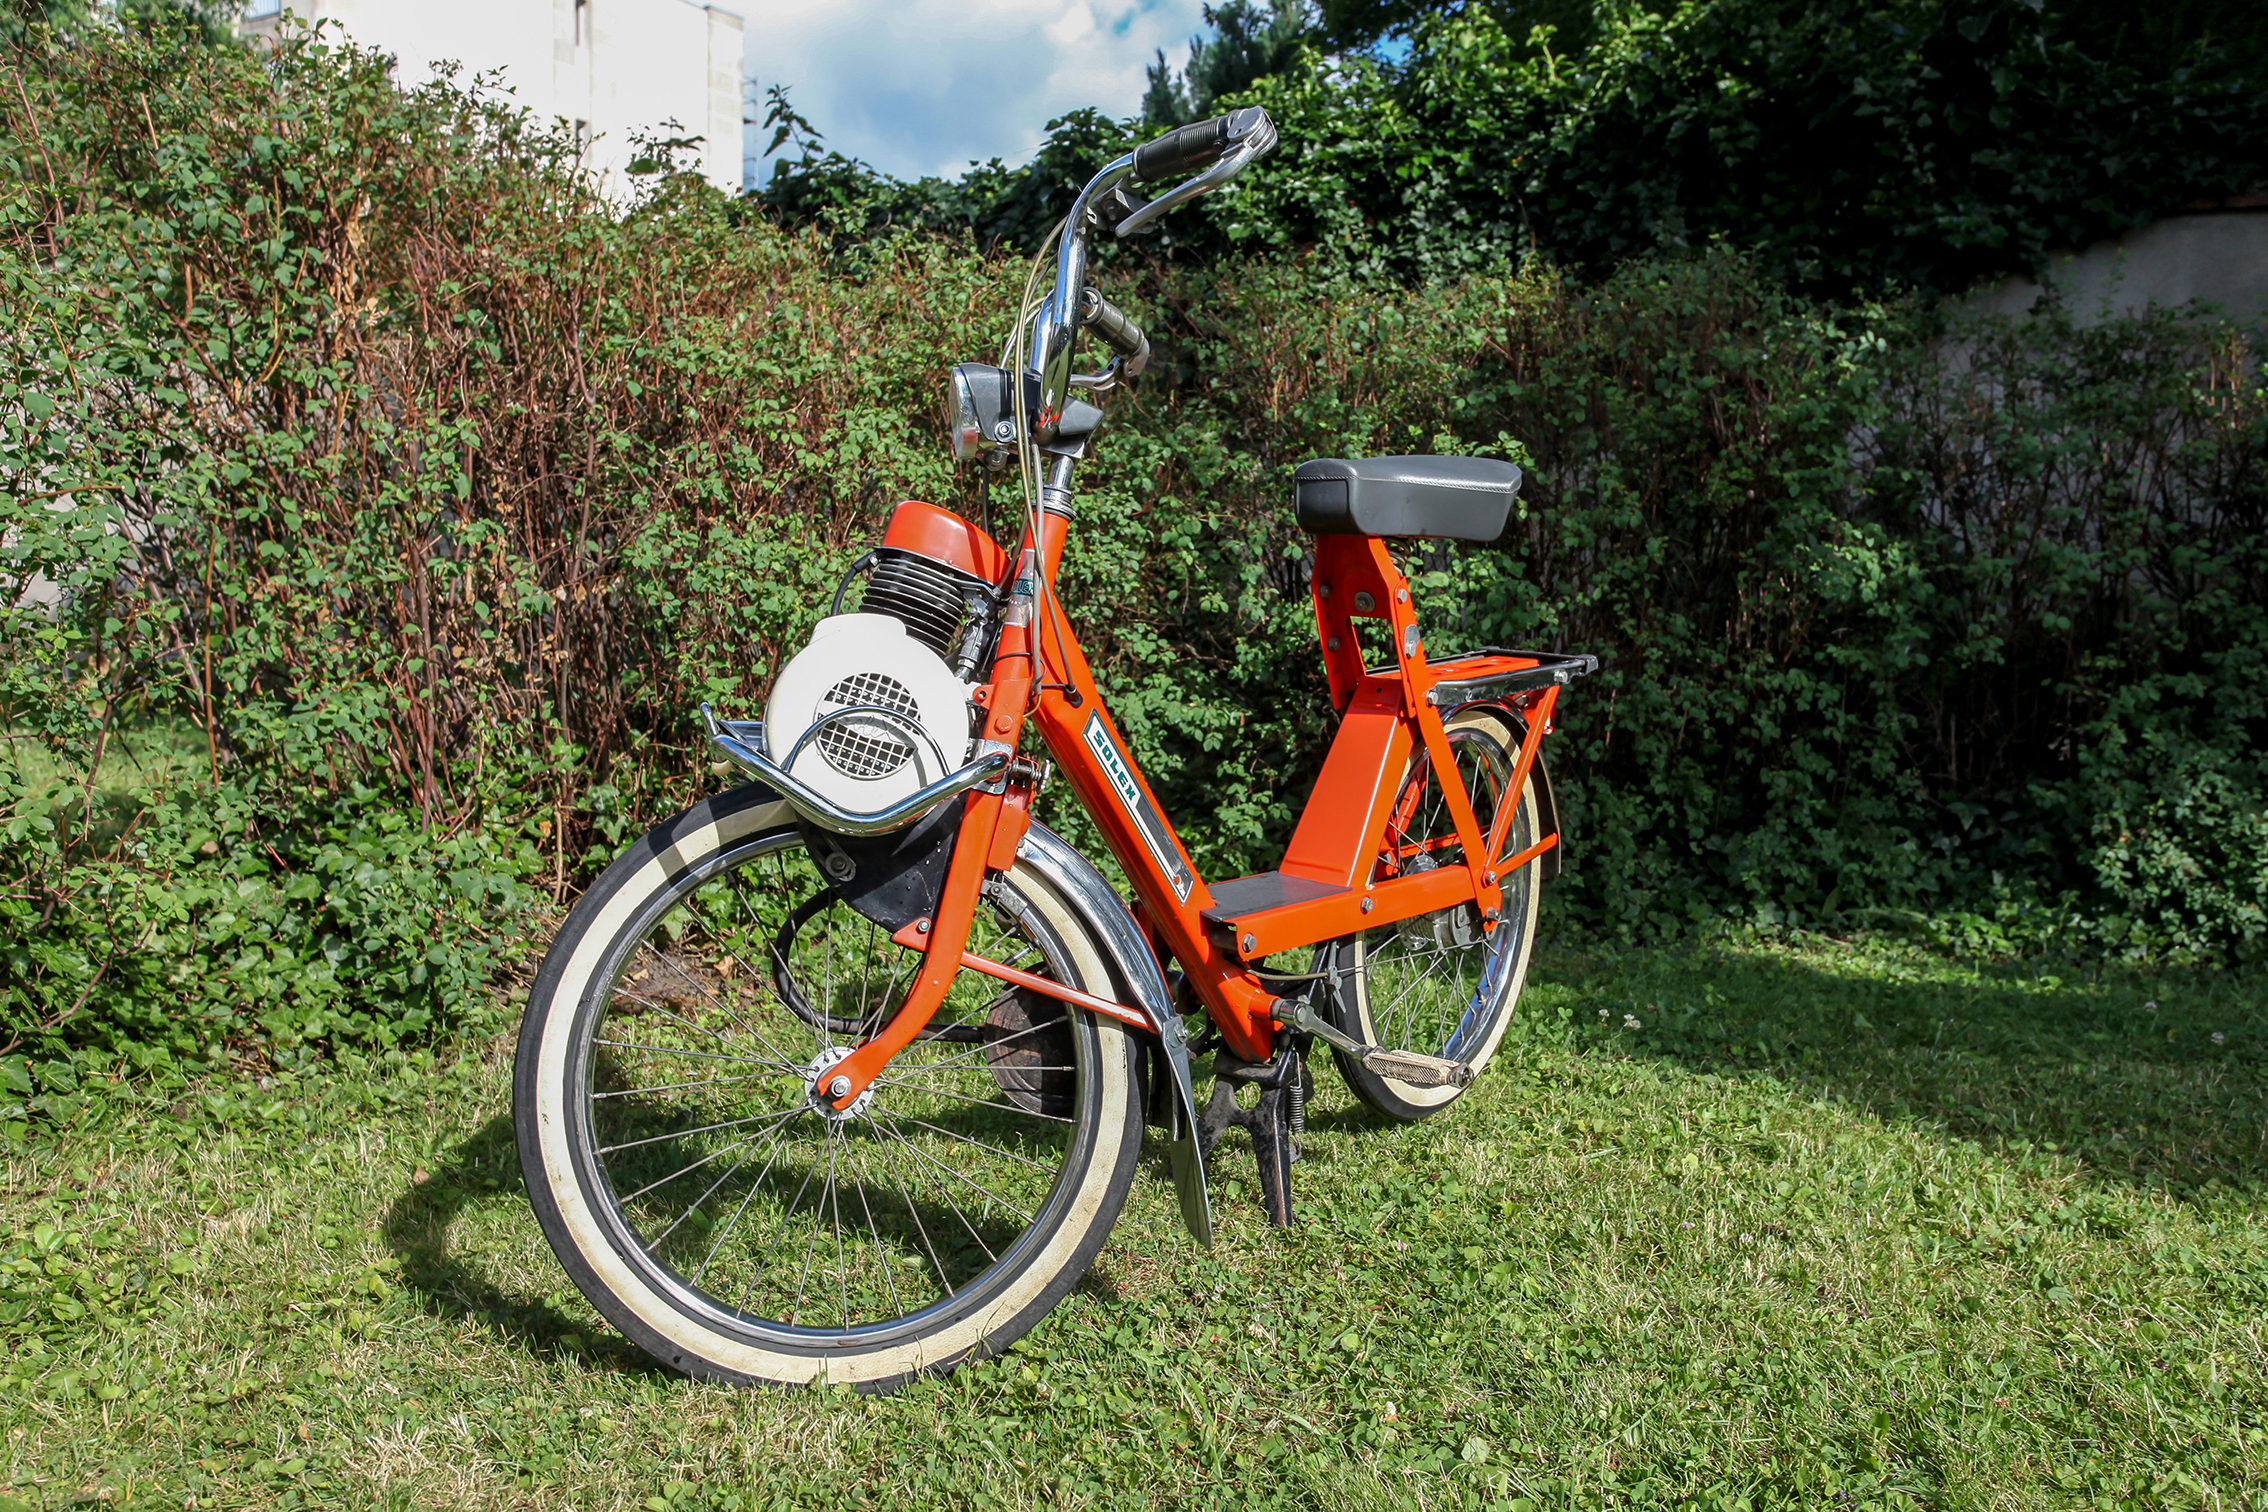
[824,511,1562,1110]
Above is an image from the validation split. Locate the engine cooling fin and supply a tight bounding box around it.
[861,548,983,660]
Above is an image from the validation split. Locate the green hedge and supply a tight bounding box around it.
[763,0,2268,297]
[1,22,2262,1104]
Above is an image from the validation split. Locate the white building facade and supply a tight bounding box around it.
[242,0,744,195]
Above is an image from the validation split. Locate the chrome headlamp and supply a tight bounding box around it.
[944,364,1050,463]
[945,363,1024,463]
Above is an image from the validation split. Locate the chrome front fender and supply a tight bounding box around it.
[1016,821,1212,1247]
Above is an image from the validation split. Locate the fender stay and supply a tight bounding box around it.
[1497,708,1563,883]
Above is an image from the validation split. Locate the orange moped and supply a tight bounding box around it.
[514,107,1595,1389]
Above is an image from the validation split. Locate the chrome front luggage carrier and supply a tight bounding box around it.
[700,703,1009,838]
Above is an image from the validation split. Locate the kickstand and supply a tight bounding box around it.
[1197,1045,1311,1228]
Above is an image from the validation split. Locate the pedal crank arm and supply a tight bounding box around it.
[1270,994,1364,1057]
[1271,996,1474,1089]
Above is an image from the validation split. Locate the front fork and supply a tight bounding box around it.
[820,523,1055,1111]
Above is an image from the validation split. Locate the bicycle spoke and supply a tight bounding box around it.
[879,1018,1058,1077]
[611,980,786,1070]
[615,898,815,1068]
[874,1119,1007,1265]
[819,894,835,1053]
[880,1110,1055,1173]
[829,1128,851,1332]
[872,1110,1047,1209]
[592,1070,776,1100]
[790,1135,832,1327]
[843,1133,907,1318]
[615,1124,770,1206]
[595,1039,782,1069]
[870,1075,1076,1125]
[599,1103,800,1158]
[679,943,813,1073]
[872,1128,955,1298]
[691,1121,793,1286]
[1377,937,1458,1040]
[738,1140,823,1313]
[649,1130,771,1249]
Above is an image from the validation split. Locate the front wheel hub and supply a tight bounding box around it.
[803,1047,874,1122]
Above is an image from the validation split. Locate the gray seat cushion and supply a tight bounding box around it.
[1293,455,1522,541]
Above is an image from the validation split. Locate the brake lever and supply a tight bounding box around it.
[1067,357,1126,394]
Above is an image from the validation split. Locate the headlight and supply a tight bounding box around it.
[945,364,991,462]
[943,364,1031,463]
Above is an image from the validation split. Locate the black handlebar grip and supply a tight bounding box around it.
[1132,114,1234,182]
[1077,287,1151,377]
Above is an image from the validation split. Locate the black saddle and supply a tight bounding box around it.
[1293,455,1522,541]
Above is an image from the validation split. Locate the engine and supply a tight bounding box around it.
[764,502,1007,811]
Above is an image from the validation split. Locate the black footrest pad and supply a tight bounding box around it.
[1200,871,1346,926]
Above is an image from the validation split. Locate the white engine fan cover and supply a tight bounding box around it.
[764,613,976,810]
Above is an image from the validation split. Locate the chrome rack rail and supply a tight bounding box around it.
[1426,650,1600,709]
[700,703,1010,838]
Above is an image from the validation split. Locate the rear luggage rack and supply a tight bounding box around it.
[1417,648,1598,708]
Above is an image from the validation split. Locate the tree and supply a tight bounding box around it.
[1142,0,1314,129]
[1312,0,1619,54]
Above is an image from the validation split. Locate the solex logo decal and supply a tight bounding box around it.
[1081,711,1193,904]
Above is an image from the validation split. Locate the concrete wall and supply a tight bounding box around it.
[244,0,744,195]
[1962,204,2268,323]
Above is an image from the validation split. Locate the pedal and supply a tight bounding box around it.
[1357,1048,1473,1088]
[1271,997,1474,1088]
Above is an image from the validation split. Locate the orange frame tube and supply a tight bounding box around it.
[829,507,1563,1106]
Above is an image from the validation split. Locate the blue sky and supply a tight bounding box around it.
[740,0,1213,184]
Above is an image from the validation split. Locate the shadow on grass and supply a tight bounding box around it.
[379,1112,664,1377]
[1536,943,2268,1195]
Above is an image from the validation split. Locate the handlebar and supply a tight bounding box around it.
[1077,288,1150,377]
[1028,106,1276,426]
[1132,106,1274,183]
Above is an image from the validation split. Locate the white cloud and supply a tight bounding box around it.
[742,0,1209,183]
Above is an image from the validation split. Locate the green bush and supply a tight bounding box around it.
[0,19,2261,1102]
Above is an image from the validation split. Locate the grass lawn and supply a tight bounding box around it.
[3,932,2264,1510]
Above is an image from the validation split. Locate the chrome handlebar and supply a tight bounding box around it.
[1033,107,1277,422]
[1114,107,1277,236]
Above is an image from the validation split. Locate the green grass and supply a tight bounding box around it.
[4,932,2265,1510]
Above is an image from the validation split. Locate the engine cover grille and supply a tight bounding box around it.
[813,671,921,779]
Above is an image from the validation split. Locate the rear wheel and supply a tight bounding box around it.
[1325,707,1543,1121]
[514,785,1143,1390]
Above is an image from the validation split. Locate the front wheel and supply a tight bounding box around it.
[1324,707,1544,1121]
[514,784,1144,1390]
